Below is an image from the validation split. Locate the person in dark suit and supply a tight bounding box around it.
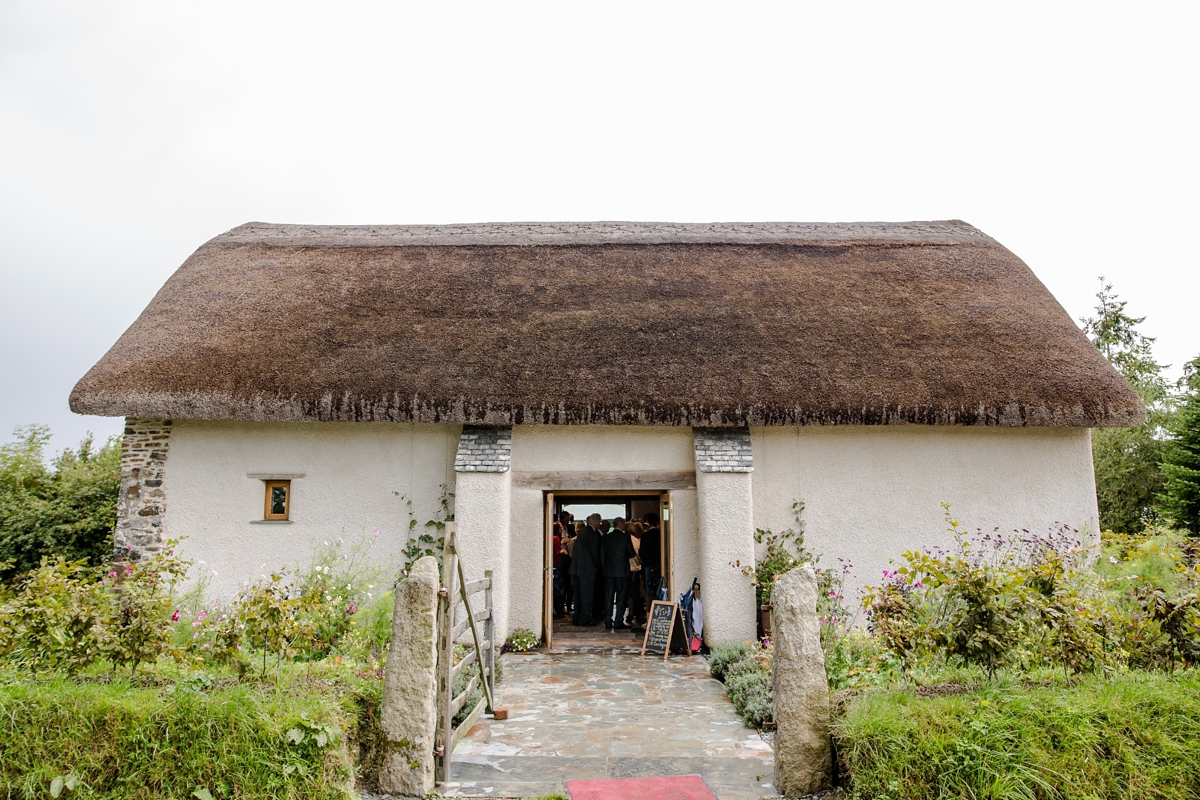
[570,513,603,626]
[641,512,662,601]
[600,517,637,630]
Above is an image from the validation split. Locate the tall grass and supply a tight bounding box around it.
[834,671,1200,800]
[0,677,362,799]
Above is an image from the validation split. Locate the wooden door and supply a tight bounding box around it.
[661,491,674,601]
[543,491,555,650]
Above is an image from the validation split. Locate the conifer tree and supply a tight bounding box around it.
[1159,357,1200,535]
[1081,278,1170,532]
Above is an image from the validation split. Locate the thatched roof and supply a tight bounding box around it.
[70,221,1143,427]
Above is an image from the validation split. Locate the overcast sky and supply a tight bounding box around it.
[2,1,1197,455]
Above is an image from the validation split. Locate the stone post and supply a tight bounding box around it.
[771,565,832,796]
[379,555,440,797]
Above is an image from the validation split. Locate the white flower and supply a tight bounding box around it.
[1109,556,1119,564]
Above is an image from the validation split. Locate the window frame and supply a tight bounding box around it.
[263,480,291,521]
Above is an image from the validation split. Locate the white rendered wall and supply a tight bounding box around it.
[695,471,758,646]
[506,426,699,638]
[166,421,459,599]
[454,471,513,638]
[750,426,1099,606]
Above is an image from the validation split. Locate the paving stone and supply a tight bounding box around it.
[440,632,779,799]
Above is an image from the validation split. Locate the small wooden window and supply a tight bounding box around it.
[264,480,290,520]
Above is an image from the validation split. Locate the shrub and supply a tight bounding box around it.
[0,558,109,674]
[708,642,754,681]
[0,426,121,579]
[709,642,774,728]
[106,544,191,674]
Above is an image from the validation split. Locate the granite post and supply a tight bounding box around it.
[379,555,440,797]
[771,564,833,795]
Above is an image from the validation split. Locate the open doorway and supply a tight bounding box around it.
[542,491,674,650]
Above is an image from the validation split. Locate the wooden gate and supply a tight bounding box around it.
[434,529,496,783]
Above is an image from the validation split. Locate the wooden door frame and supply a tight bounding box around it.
[543,491,555,650]
[542,489,673,648]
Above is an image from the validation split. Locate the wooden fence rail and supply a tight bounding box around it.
[435,529,496,783]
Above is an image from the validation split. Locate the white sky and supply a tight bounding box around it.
[2,1,1197,454]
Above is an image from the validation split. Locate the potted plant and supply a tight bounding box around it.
[738,503,815,638]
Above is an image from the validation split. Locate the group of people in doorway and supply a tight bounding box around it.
[551,511,663,630]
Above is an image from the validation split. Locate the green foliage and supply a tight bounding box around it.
[397,486,453,577]
[834,671,1200,800]
[1092,425,1169,534]
[0,676,359,799]
[1081,278,1170,403]
[1158,358,1200,534]
[708,642,755,682]
[1079,279,1197,533]
[0,426,121,579]
[861,508,1123,678]
[708,642,774,727]
[503,628,538,653]
[732,502,817,607]
[0,558,110,675]
[106,544,192,674]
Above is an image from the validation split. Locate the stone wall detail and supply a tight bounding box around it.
[454,426,512,473]
[114,417,171,560]
[772,565,833,795]
[692,427,754,473]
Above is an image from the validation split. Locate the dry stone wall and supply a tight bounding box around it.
[115,417,171,560]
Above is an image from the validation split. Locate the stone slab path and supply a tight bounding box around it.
[438,629,778,799]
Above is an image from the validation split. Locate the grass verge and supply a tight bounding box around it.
[834,670,1200,800]
[0,671,376,800]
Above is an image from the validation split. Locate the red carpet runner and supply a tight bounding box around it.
[565,775,717,800]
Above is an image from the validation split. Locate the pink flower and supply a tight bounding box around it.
[108,571,117,578]
[374,529,381,536]
[914,581,924,589]
[170,610,180,622]
[202,642,211,649]
[197,610,208,622]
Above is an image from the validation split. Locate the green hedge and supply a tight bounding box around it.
[834,671,1200,800]
[0,678,360,799]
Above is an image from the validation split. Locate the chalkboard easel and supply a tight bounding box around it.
[640,600,691,660]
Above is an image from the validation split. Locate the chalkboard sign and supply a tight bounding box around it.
[641,600,690,660]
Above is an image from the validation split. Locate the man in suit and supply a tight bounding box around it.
[600,517,637,631]
[641,512,662,601]
[570,513,603,626]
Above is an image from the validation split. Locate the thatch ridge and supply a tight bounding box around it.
[70,221,1144,427]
